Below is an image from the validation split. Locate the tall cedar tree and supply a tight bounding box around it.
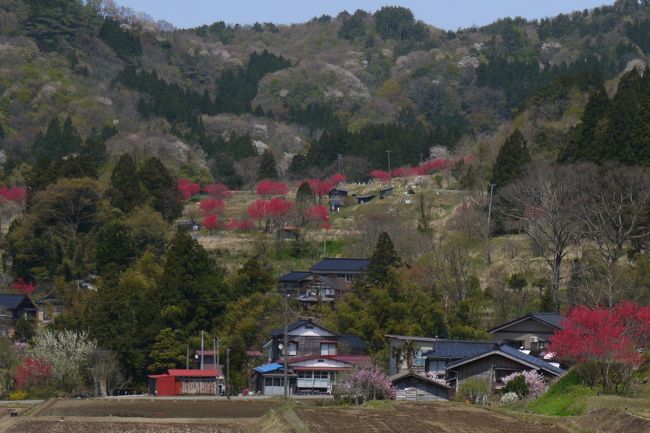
[258,149,278,180]
[139,157,182,221]
[160,230,223,333]
[490,129,531,187]
[94,221,135,276]
[109,154,147,213]
[368,232,401,284]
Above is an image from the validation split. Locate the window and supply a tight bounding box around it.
[289,342,298,356]
[345,275,353,282]
[320,343,336,355]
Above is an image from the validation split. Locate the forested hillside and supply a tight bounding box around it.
[0,0,649,397]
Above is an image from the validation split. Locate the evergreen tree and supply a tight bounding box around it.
[368,232,401,284]
[160,230,224,333]
[139,157,182,222]
[230,255,275,297]
[0,122,5,140]
[211,154,243,189]
[147,328,185,373]
[295,181,316,206]
[109,154,147,213]
[258,149,278,180]
[490,129,531,187]
[94,221,135,275]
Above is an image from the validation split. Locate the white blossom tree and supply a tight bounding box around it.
[31,329,96,395]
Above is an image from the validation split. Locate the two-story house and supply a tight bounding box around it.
[488,312,564,352]
[254,318,368,395]
[0,294,37,337]
[277,258,370,306]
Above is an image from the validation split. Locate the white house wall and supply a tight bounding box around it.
[290,325,337,338]
[290,359,352,368]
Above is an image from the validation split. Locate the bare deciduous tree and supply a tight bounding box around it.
[497,163,581,312]
[90,349,127,397]
[575,164,650,306]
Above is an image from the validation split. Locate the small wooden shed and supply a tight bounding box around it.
[391,371,450,401]
[379,186,394,199]
[356,194,375,204]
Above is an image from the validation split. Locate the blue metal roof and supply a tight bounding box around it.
[309,258,370,273]
[254,363,283,373]
[423,340,495,360]
[0,294,34,310]
[278,271,312,282]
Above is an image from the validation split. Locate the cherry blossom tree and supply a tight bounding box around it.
[11,278,36,295]
[370,169,390,182]
[15,357,52,391]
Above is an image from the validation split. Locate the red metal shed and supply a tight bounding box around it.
[148,374,176,396]
[148,369,223,396]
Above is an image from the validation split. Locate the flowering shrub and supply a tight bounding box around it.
[337,365,396,401]
[203,214,218,232]
[199,198,225,214]
[15,357,53,390]
[203,183,232,199]
[0,186,27,203]
[177,178,201,200]
[501,370,546,398]
[11,278,36,295]
[500,392,519,404]
[370,169,390,182]
[328,173,346,184]
[256,180,289,196]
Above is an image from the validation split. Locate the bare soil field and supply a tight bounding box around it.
[298,402,569,433]
[34,398,279,419]
[6,418,250,433]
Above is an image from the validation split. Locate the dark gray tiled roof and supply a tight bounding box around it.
[446,343,565,376]
[278,271,312,282]
[530,313,565,329]
[309,258,370,273]
[489,312,565,332]
[423,340,495,360]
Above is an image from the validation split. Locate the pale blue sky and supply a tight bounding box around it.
[116,0,615,30]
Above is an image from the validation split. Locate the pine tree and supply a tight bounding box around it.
[108,154,146,213]
[490,129,531,187]
[258,149,278,180]
[368,232,401,284]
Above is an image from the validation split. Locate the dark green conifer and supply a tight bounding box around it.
[109,154,147,213]
[258,149,278,180]
[490,129,531,187]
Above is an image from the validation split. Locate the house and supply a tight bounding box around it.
[255,318,368,395]
[277,271,313,297]
[379,186,394,199]
[0,294,37,337]
[148,368,224,396]
[423,340,496,377]
[329,197,344,212]
[328,187,348,198]
[309,258,370,290]
[278,258,370,306]
[253,354,370,396]
[390,371,450,401]
[446,343,565,392]
[356,194,375,204]
[34,292,63,325]
[488,312,564,351]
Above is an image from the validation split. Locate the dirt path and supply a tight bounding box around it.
[298,402,569,433]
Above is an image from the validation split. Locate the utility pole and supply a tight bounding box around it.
[420,153,424,164]
[385,150,392,185]
[486,183,496,265]
[200,330,204,370]
[213,337,217,370]
[186,344,189,370]
[216,337,220,368]
[283,291,289,399]
[226,348,230,400]
[337,153,343,174]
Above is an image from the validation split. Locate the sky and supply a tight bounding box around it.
[116,0,615,30]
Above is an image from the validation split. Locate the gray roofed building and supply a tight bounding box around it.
[309,258,370,273]
[488,312,565,351]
